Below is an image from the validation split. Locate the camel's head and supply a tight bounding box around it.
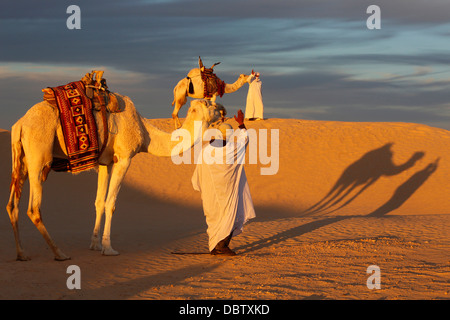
[238,73,251,83]
[186,99,227,125]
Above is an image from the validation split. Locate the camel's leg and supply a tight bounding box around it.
[6,173,28,261]
[101,156,131,256]
[26,168,70,261]
[90,164,111,251]
[6,122,30,260]
[172,82,188,129]
[172,101,185,129]
[21,118,69,260]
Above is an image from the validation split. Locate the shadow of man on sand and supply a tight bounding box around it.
[302,143,424,216]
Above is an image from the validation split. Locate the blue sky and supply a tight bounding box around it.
[1,0,450,130]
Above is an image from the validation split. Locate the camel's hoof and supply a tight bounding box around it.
[16,253,30,261]
[54,253,71,261]
[102,247,119,256]
[89,242,102,251]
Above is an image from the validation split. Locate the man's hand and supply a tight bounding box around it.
[234,109,244,126]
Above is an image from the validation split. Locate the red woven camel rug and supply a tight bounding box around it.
[200,69,225,99]
[49,81,99,173]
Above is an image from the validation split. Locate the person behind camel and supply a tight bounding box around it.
[191,110,256,255]
[245,71,264,121]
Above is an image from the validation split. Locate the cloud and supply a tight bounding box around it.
[1,0,450,131]
[0,62,158,128]
[3,0,450,25]
[259,68,450,127]
[313,53,450,68]
[0,62,150,85]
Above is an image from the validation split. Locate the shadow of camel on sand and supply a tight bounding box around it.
[236,152,439,255]
[302,143,425,216]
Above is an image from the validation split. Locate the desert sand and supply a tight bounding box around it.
[0,118,449,300]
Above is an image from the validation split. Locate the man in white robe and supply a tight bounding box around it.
[245,71,264,120]
[192,110,256,255]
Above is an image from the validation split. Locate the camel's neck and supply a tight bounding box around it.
[139,115,208,157]
[224,76,248,93]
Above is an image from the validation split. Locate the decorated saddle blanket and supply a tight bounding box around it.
[200,68,225,99]
[43,77,122,113]
[47,81,99,173]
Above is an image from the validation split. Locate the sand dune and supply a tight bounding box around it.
[0,119,448,300]
[126,118,450,216]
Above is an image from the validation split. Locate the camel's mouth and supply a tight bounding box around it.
[210,102,226,120]
[208,103,227,128]
[217,104,227,117]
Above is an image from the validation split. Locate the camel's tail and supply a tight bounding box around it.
[187,76,194,94]
[172,77,192,107]
[171,86,176,106]
[171,83,178,106]
[9,122,26,200]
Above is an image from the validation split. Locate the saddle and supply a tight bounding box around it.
[42,71,123,172]
[197,57,225,99]
[42,70,123,113]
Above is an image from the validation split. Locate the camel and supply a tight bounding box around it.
[6,94,226,261]
[171,57,250,129]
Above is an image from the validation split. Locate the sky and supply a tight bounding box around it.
[1,0,450,130]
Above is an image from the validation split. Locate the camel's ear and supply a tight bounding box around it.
[96,71,104,85]
[252,69,254,75]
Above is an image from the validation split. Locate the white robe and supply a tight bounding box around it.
[192,128,256,251]
[245,75,264,119]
